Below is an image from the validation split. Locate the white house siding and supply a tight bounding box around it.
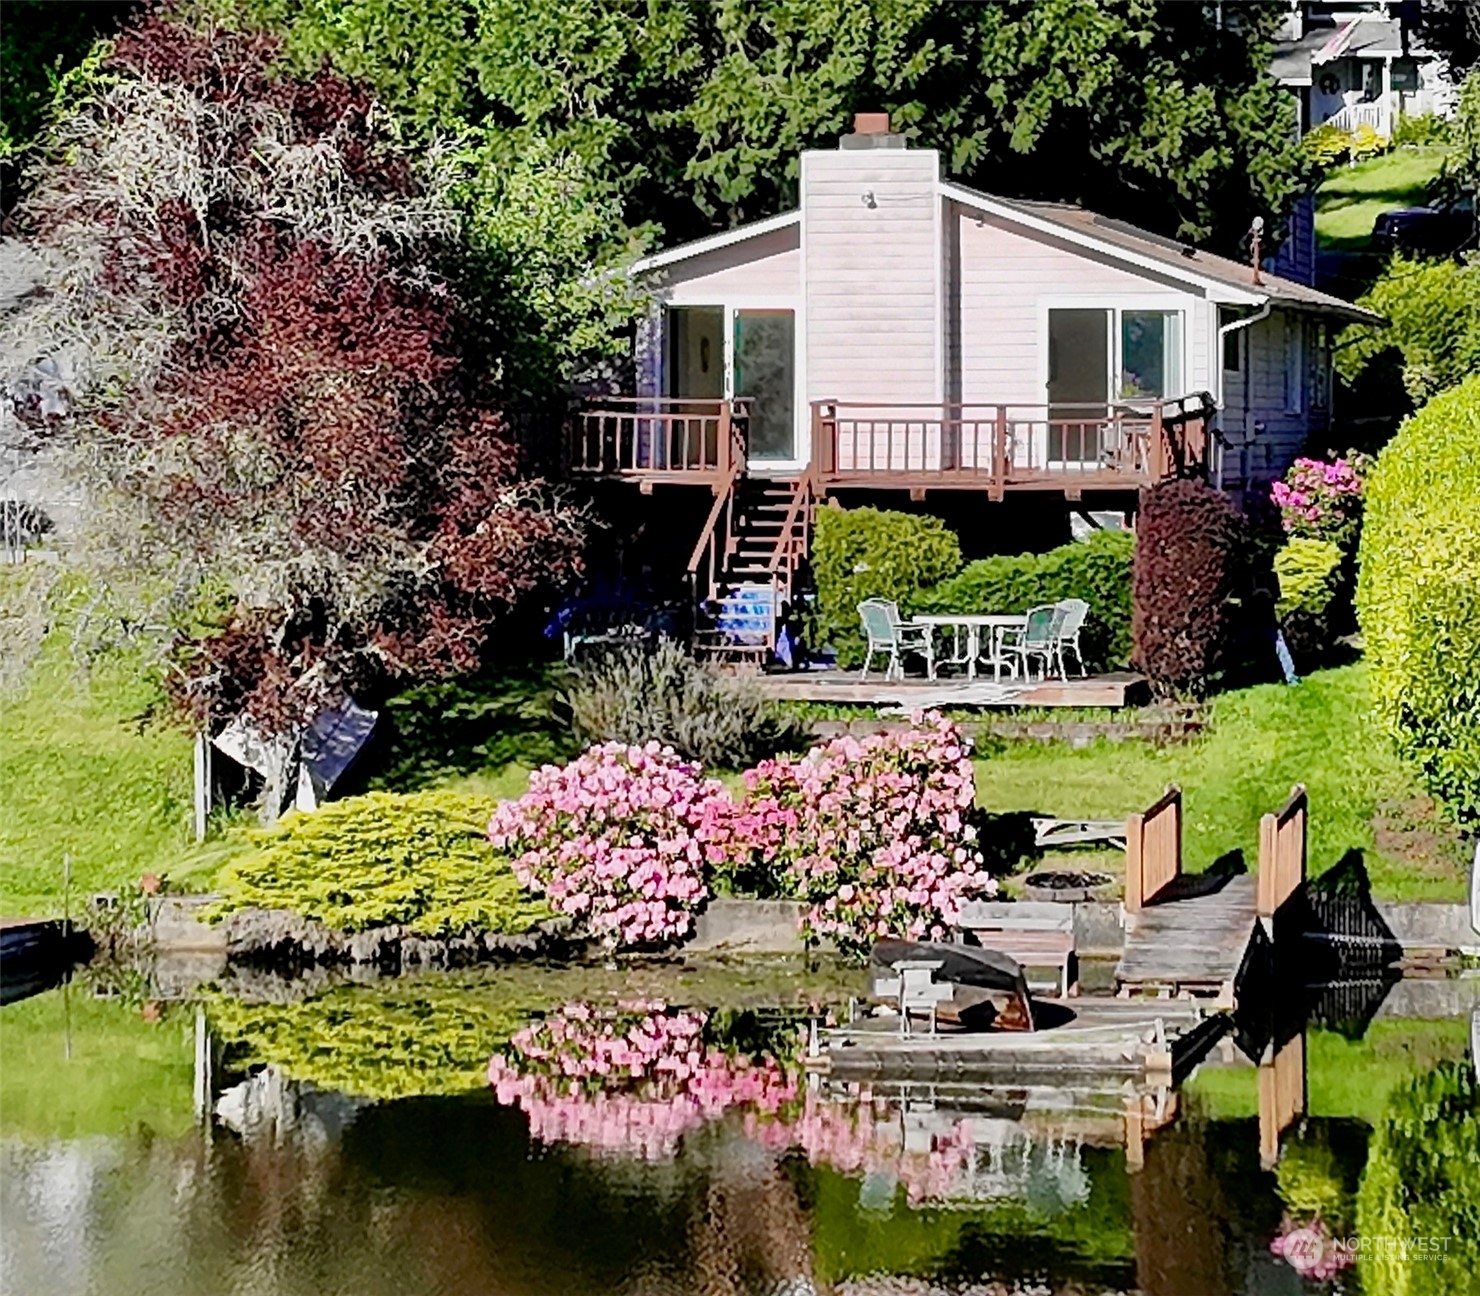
[1220,308,1333,487]
[803,148,941,469]
[949,202,1213,469]
[655,225,801,304]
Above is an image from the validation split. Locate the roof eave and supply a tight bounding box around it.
[630,210,800,274]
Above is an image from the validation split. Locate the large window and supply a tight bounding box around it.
[1119,310,1182,399]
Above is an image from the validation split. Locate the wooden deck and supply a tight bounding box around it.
[754,670,1148,709]
[816,997,1226,1082]
[1115,872,1261,1005]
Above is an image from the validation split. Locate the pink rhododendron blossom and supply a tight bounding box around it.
[489,743,725,949]
[717,711,997,954]
[1269,452,1371,546]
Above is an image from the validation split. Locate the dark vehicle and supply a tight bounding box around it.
[1373,204,1476,259]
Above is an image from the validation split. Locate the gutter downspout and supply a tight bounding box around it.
[1214,302,1273,490]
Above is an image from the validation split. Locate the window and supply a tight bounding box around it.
[1119,310,1181,399]
[1283,314,1304,413]
[1220,307,1242,373]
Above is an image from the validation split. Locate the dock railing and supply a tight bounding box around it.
[1124,784,1182,913]
[1257,784,1308,920]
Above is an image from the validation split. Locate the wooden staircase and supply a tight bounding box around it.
[690,474,815,663]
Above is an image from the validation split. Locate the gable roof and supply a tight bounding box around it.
[942,183,1384,325]
[634,180,1383,326]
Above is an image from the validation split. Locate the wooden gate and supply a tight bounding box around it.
[1124,785,1182,913]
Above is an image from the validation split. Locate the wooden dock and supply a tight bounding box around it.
[1115,873,1261,1005]
[817,998,1227,1083]
[754,670,1148,709]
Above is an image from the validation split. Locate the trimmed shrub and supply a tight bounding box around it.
[812,507,961,665]
[564,638,808,769]
[916,528,1135,670]
[1357,376,1480,820]
[211,791,551,936]
[1132,478,1245,699]
[1275,538,1344,662]
[487,742,723,949]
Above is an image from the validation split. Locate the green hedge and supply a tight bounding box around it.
[812,507,961,666]
[1275,538,1344,663]
[211,790,553,935]
[916,528,1136,670]
[1357,376,1480,821]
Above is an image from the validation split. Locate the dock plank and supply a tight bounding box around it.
[1115,874,1258,1001]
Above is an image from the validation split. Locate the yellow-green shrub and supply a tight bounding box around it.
[211,790,552,935]
[1275,538,1344,661]
[1357,376,1480,821]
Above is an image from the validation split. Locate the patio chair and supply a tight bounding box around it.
[1003,604,1065,681]
[858,598,936,682]
[1053,598,1090,677]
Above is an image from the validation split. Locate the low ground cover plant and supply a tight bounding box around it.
[564,639,808,769]
[211,791,551,936]
[1358,375,1480,821]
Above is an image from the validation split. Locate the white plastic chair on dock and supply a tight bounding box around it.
[871,958,952,1035]
[857,598,936,682]
[1053,598,1090,677]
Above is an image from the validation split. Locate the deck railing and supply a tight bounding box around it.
[810,397,1210,492]
[567,397,749,481]
[1125,784,1183,913]
[1258,784,1308,920]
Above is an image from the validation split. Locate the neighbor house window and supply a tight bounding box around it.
[1119,310,1182,399]
[1283,314,1304,413]
[1220,307,1242,372]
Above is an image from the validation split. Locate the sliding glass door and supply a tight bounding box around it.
[1047,307,1182,464]
[732,309,796,462]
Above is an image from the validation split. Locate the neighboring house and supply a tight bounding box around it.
[1273,1,1458,136]
[567,115,1381,644]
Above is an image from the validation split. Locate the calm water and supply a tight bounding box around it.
[2,962,1477,1296]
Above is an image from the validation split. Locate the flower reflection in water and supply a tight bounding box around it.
[488,1001,1091,1211]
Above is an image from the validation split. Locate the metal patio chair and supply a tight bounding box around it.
[1053,598,1091,677]
[1003,603,1065,681]
[858,598,935,682]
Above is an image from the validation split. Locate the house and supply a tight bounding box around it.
[1272,2,1458,137]
[567,114,1382,645]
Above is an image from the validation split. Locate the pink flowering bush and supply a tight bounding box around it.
[487,742,726,950]
[720,712,998,955]
[486,1001,799,1161]
[1270,453,1372,549]
[1269,1215,1356,1283]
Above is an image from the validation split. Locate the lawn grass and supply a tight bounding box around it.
[1315,145,1449,252]
[0,631,194,917]
[973,662,1467,902]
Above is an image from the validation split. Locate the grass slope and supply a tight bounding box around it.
[0,639,193,916]
[1315,145,1449,252]
[973,663,1466,901]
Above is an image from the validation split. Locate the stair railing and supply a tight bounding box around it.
[765,469,816,608]
[686,460,742,609]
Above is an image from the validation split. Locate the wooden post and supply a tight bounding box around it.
[1258,1032,1306,1169]
[1258,784,1308,920]
[717,401,732,477]
[192,730,211,843]
[1125,784,1182,913]
[993,405,1009,495]
[1150,401,1168,480]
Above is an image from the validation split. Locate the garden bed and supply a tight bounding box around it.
[808,704,1206,748]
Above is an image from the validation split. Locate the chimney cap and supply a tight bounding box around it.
[851,112,891,135]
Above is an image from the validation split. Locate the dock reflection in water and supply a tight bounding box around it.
[2,967,1478,1296]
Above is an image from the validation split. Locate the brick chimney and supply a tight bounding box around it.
[840,111,906,150]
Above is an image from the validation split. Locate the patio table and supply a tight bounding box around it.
[912,614,1027,681]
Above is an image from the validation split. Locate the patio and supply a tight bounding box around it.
[753,670,1149,709]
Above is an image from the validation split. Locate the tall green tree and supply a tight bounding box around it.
[187,0,1311,384]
